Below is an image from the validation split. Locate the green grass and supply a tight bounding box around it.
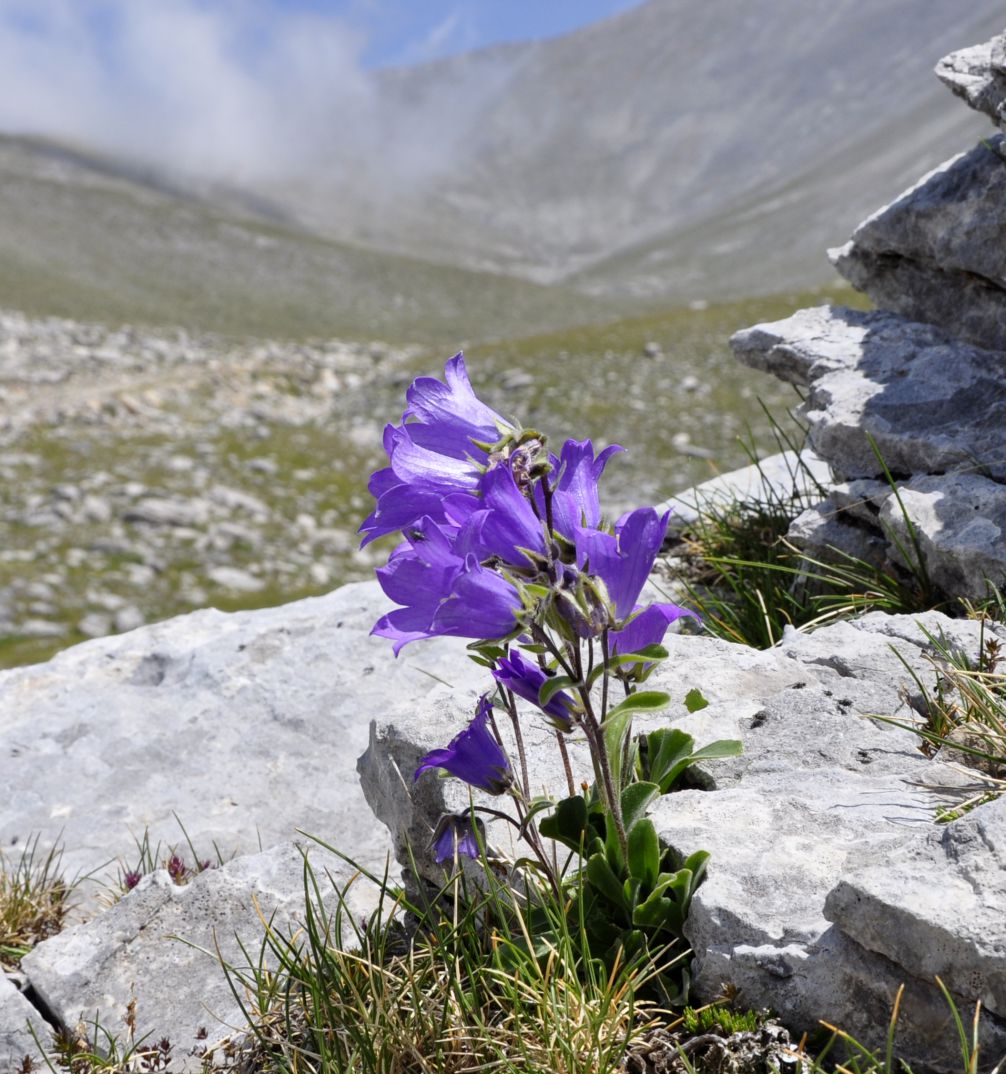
[0,837,74,971]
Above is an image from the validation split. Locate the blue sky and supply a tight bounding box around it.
[272,0,641,67]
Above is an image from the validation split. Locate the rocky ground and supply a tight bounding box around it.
[0,310,427,666]
[0,296,811,669]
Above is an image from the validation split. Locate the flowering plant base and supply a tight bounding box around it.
[363,353,741,1003]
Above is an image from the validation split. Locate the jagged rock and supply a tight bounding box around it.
[658,450,833,532]
[937,31,1006,132]
[878,472,1006,602]
[831,136,1006,352]
[22,842,357,1072]
[731,305,1006,483]
[0,581,479,908]
[787,472,1006,604]
[1,973,50,1071]
[826,795,1006,1017]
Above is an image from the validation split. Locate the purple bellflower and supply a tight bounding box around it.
[543,438,624,540]
[431,812,485,863]
[575,507,672,622]
[359,354,513,545]
[609,601,698,657]
[415,695,513,794]
[372,517,523,652]
[492,648,577,731]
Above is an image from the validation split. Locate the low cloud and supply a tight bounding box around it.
[0,0,378,182]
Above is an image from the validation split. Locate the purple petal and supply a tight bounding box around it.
[578,508,670,619]
[547,439,624,537]
[432,556,522,640]
[609,602,698,656]
[431,812,485,863]
[415,695,512,794]
[405,354,508,445]
[492,649,575,730]
[456,465,546,564]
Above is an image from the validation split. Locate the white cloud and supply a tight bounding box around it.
[0,0,376,181]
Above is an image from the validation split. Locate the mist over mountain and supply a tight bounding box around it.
[1,0,1002,334]
[269,0,1005,299]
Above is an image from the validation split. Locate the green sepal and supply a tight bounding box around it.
[539,674,579,708]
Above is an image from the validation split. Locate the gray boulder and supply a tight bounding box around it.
[1,973,49,1072]
[22,842,357,1072]
[937,30,1006,132]
[826,795,1006,1020]
[831,136,1006,352]
[0,580,479,910]
[731,305,1006,483]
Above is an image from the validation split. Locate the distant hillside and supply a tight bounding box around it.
[0,135,621,344]
[272,0,1004,302]
[2,2,1002,337]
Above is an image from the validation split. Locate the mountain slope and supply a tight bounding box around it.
[276,0,1004,299]
[0,135,621,343]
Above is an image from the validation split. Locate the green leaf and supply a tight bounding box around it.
[602,707,634,796]
[620,781,660,830]
[633,889,674,929]
[627,818,660,888]
[684,687,709,713]
[539,674,579,708]
[644,728,696,793]
[586,852,628,910]
[689,739,743,762]
[604,690,672,720]
[538,795,588,852]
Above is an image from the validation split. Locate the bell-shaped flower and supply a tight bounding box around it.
[575,507,671,621]
[372,519,523,652]
[372,517,463,653]
[403,353,511,460]
[609,602,698,656]
[492,649,577,731]
[430,812,485,863]
[456,464,546,567]
[359,354,514,545]
[544,438,623,540]
[415,695,512,794]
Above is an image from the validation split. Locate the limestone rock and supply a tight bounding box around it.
[831,137,1006,352]
[658,450,833,533]
[651,672,1006,1068]
[358,607,1006,1067]
[826,795,1006,1018]
[0,973,50,1072]
[22,842,359,1072]
[937,31,1006,132]
[731,305,1006,483]
[878,472,1006,602]
[0,580,479,909]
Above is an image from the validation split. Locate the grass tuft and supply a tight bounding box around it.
[0,836,74,970]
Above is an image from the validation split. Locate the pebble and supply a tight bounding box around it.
[206,566,265,593]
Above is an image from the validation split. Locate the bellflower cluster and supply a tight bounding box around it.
[364,353,699,872]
